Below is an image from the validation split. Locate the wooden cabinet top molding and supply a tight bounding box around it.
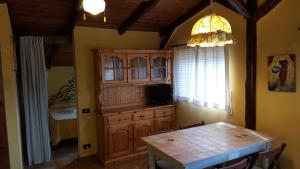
[91,48,172,54]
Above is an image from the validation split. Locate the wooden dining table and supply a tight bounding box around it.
[142,122,274,169]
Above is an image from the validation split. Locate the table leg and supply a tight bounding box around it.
[262,142,272,168]
[148,147,155,169]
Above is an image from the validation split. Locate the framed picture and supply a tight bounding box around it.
[268,54,296,92]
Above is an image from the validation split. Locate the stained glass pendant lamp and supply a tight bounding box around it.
[187,0,234,47]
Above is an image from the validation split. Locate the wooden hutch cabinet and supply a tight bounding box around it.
[93,49,175,166]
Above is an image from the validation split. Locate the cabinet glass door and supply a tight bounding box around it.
[150,54,169,81]
[102,54,127,83]
[128,54,149,82]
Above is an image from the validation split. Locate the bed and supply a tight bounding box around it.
[49,105,78,146]
[48,76,78,146]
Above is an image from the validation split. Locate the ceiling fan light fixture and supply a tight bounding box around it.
[82,0,106,15]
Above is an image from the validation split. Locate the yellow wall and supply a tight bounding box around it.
[0,4,23,169]
[165,3,247,127]
[2,0,298,167]
[73,27,160,157]
[257,0,300,168]
[48,66,75,99]
[166,2,300,167]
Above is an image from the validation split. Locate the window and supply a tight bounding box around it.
[173,46,231,113]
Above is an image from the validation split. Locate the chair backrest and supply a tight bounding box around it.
[179,121,205,130]
[249,143,287,169]
[219,159,249,169]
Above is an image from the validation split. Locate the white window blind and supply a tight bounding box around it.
[173,46,231,113]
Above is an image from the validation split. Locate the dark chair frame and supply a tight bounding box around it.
[179,121,205,130]
[218,158,249,169]
[248,143,287,169]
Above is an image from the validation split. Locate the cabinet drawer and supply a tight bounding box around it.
[154,115,174,132]
[155,107,175,118]
[107,114,132,125]
[133,110,154,121]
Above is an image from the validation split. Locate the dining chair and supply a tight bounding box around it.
[155,160,215,169]
[179,121,206,130]
[159,157,252,169]
[249,143,287,169]
[217,158,249,169]
[155,121,206,169]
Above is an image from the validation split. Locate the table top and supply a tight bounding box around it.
[143,122,274,169]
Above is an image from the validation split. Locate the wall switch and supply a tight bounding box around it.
[82,108,90,114]
[83,144,91,149]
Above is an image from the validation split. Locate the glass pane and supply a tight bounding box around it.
[105,57,114,68]
[140,57,147,68]
[130,57,139,68]
[153,57,161,67]
[161,68,167,79]
[131,69,138,80]
[139,68,147,79]
[152,68,160,78]
[115,57,124,68]
[114,69,124,80]
[161,57,167,67]
[105,69,114,80]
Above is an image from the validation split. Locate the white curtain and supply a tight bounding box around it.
[20,36,51,165]
[173,46,231,113]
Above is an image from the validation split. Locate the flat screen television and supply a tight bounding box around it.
[148,84,173,105]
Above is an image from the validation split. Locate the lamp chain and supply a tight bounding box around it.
[209,0,214,40]
[209,0,214,13]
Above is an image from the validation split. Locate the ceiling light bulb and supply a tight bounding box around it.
[83,0,106,15]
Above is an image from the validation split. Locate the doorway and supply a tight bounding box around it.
[47,64,78,163]
[18,38,79,169]
[0,45,10,169]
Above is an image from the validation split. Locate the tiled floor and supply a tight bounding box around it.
[25,139,78,169]
[64,154,148,169]
[25,139,148,169]
[26,154,148,169]
[51,139,78,161]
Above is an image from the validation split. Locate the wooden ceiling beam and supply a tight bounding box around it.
[45,0,79,69]
[118,0,160,35]
[226,0,251,19]
[255,0,281,21]
[159,0,210,49]
[245,0,258,130]
[44,36,72,44]
[215,0,239,14]
[46,44,59,69]
[59,0,81,36]
[160,0,210,37]
[159,31,173,49]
